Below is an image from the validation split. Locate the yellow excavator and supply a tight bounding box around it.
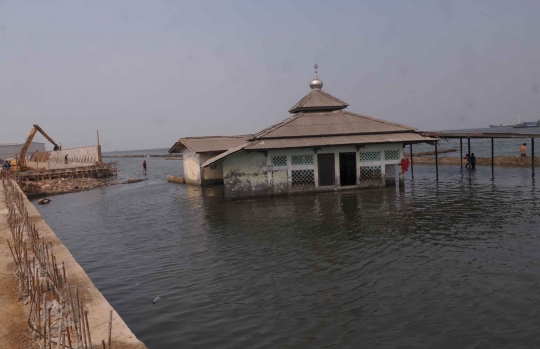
[9,125,59,172]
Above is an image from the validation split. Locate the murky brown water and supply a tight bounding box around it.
[34,157,540,348]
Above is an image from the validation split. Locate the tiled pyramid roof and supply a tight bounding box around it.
[250,110,416,140]
[289,89,349,113]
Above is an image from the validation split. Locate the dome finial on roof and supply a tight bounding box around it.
[310,63,323,90]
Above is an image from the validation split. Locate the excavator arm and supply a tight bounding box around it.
[17,124,58,169]
[33,125,58,150]
[18,128,38,168]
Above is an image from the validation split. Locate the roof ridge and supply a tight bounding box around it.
[182,134,250,140]
[318,90,348,106]
[341,111,417,131]
[250,113,305,140]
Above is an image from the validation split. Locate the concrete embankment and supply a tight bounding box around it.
[0,179,146,349]
[409,155,540,167]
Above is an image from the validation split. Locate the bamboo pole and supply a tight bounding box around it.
[48,307,52,349]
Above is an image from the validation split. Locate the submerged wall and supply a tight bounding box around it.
[223,151,269,199]
[221,143,404,199]
[183,148,202,185]
[200,152,224,184]
[182,149,225,186]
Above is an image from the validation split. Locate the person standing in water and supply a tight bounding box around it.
[520,143,527,157]
[470,153,476,170]
[143,160,147,174]
[464,153,470,169]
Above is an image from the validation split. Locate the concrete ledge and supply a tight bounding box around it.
[26,161,97,170]
[167,175,185,184]
[0,182,146,349]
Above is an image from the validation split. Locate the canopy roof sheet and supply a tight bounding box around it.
[168,135,250,154]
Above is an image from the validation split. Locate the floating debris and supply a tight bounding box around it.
[37,198,51,204]
[21,177,113,197]
[121,178,148,185]
[152,296,161,304]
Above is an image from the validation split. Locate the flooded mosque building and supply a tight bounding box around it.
[202,66,437,199]
[168,135,249,185]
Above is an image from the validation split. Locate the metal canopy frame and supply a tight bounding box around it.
[407,131,539,181]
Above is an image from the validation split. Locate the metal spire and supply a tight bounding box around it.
[310,64,323,90]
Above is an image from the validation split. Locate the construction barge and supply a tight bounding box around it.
[16,162,117,182]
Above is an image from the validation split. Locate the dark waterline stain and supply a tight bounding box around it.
[34,158,540,348]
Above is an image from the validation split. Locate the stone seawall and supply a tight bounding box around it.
[0,179,146,349]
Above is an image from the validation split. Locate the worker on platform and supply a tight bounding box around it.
[143,160,147,174]
[520,143,527,157]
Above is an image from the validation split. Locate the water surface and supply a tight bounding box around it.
[34,157,540,348]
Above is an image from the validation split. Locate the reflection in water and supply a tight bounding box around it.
[34,159,540,349]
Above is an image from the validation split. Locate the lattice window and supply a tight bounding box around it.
[384,150,400,160]
[291,155,314,165]
[360,166,382,181]
[360,151,381,162]
[272,156,287,167]
[292,170,315,188]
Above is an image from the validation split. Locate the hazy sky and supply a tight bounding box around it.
[1,0,540,151]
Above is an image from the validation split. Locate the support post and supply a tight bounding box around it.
[467,138,471,171]
[491,138,494,178]
[435,141,439,181]
[460,138,463,170]
[409,144,414,179]
[531,138,534,178]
